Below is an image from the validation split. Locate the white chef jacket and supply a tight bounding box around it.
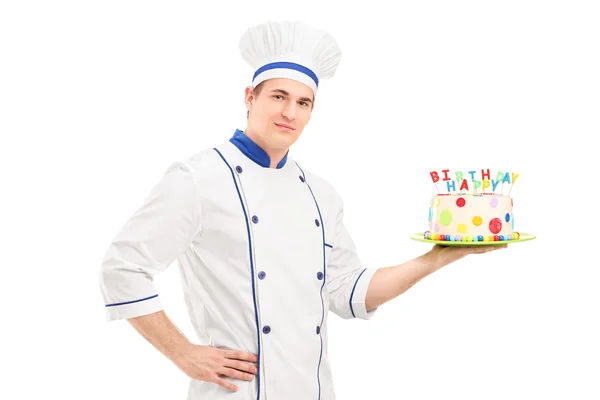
[99,128,379,399]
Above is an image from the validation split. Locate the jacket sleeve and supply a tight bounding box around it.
[325,198,378,320]
[98,161,202,321]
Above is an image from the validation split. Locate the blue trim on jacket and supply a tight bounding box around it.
[295,162,326,400]
[105,294,158,307]
[349,268,368,318]
[229,129,288,169]
[214,147,262,400]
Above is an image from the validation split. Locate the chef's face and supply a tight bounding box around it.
[245,78,314,150]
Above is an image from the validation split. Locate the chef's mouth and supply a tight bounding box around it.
[274,123,295,131]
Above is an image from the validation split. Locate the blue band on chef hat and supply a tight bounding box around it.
[253,62,319,87]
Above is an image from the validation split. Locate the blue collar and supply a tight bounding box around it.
[229,129,289,169]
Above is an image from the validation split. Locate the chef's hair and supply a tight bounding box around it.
[247,81,265,118]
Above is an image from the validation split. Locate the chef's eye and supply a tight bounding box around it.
[299,101,309,107]
[273,95,284,100]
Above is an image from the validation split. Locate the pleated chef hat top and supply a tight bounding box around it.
[239,20,342,95]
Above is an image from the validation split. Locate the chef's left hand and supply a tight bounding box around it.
[428,243,507,270]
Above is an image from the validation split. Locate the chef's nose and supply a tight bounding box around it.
[281,101,296,120]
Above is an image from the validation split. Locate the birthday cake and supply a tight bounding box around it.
[424,169,521,242]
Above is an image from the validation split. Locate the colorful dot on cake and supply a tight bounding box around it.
[493,235,499,241]
[505,213,510,222]
[440,210,453,226]
[444,234,450,241]
[432,197,440,207]
[478,235,483,241]
[466,235,472,242]
[507,235,512,240]
[512,216,514,230]
[514,232,520,239]
[490,197,499,208]
[489,218,502,234]
[473,236,478,242]
[483,236,489,242]
[458,223,467,233]
[472,216,483,226]
[499,235,505,241]
[429,207,432,222]
[433,223,439,233]
[455,235,462,241]
[456,197,466,207]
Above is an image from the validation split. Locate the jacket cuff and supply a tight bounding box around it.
[349,267,378,320]
[104,294,163,321]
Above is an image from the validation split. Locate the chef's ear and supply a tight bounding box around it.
[244,86,255,103]
[244,86,253,118]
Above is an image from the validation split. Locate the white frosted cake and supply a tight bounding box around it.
[424,194,520,242]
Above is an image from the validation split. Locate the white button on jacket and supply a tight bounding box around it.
[99,129,379,399]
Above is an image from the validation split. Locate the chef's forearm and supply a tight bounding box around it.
[365,252,438,311]
[127,310,192,363]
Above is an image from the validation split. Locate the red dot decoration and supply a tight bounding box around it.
[456,197,466,207]
[489,218,502,234]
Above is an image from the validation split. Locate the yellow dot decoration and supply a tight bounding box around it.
[458,223,467,233]
[472,216,483,226]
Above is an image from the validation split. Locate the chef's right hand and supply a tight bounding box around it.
[173,344,258,392]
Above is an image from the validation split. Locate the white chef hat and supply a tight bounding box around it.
[239,20,342,95]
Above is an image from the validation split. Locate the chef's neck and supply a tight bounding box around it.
[243,129,288,169]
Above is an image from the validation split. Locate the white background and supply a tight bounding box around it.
[1,0,598,399]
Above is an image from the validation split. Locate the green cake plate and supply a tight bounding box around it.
[410,232,536,246]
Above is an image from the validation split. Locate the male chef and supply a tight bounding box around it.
[98,20,505,400]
